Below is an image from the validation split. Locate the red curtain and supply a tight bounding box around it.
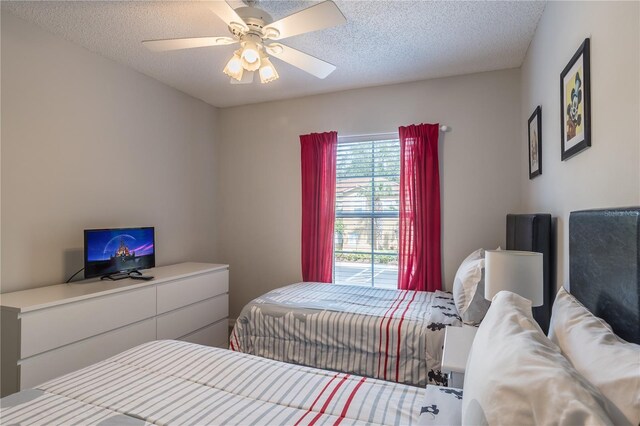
[398,123,442,291]
[300,131,338,282]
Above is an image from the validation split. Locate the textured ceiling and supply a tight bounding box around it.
[2,1,545,108]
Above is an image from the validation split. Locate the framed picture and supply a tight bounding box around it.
[560,38,591,160]
[528,106,542,179]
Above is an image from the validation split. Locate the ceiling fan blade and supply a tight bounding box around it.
[210,1,248,32]
[142,36,236,52]
[230,71,254,85]
[263,1,346,40]
[266,43,336,79]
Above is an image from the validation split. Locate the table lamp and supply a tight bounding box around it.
[484,250,543,306]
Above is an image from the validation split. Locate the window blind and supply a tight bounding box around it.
[334,137,400,288]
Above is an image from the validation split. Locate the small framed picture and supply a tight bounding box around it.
[560,38,591,160]
[528,106,542,179]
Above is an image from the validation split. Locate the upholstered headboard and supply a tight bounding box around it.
[506,214,555,333]
[569,207,640,344]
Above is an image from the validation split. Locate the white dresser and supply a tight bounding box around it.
[0,262,229,397]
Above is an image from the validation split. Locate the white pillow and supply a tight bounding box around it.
[462,291,613,426]
[549,287,640,426]
[462,247,484,264]
[452,248,490,325]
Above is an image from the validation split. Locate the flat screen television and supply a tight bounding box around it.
[84,227,155,279]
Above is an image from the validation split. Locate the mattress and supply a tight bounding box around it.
[231,283,462,386]
[1,340,429,426]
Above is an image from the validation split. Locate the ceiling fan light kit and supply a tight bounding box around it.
[223,50,244,81]
[240,35,262,71]
[142,0,346,85]
[259,56,279,84]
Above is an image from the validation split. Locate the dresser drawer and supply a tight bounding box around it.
[20,287,156,358]
[19,318,156,389]
[180,319,229,348]
[157,270,228,314]
[157,294,228,340]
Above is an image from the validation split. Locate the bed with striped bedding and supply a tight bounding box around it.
[0,340,432,426]
[231,283,462,387]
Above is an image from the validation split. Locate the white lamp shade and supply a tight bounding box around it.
[223,52,244,81]
[485,250,543,306]
[259,57,279,84]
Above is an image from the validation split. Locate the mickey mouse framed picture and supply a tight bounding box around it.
[528,106,542,179]
[560,38,591,160]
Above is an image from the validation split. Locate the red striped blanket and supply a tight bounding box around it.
[1,340,427,425]
[231,283,462,386]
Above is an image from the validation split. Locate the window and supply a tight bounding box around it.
[334,134,400,288]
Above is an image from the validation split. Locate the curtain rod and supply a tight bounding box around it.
[340,126,450,140]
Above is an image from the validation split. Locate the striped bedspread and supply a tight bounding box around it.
[231,283,462,387]
[0,340,427,426]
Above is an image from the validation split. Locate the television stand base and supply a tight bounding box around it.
[100,270,143,281]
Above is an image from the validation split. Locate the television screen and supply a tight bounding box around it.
[84,227,155,279]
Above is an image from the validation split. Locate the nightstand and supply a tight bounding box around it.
[441,325,478,388]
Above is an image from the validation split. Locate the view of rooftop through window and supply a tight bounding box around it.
[334,137,400,288]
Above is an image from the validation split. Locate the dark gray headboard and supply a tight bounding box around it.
[506,214,555,333]
[569,207,640,344]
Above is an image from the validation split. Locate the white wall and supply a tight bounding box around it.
[218,69,522,317]
[10,1,633,315]
[520,1,640,289]
[1,13,219,292]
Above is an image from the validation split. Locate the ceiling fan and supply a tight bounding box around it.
[142,0,346,85]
